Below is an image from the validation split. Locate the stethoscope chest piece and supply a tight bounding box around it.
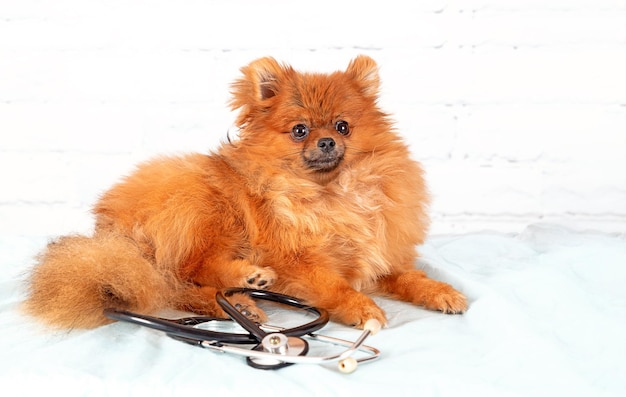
[247,333,309,370]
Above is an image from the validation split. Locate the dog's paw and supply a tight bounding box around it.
[350,305,388,330]
[431,286,468,314]
[421,283,468,314]
[228,293,268,323]
[330,293,388,329]
[243,266,276,290]
[382,270,468,315]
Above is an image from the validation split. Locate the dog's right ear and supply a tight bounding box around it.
[231,57,289,104]
[248,57,284,100]
[230,57,292,128]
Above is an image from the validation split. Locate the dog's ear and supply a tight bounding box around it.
[250,57,284,101]
[346,55,380,98]
[230,57,289,104]
[230,57,292,127]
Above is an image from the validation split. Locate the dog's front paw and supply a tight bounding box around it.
[429,286,468,314]
[382,270,468,314]
[227,293,268,323]
[330,293,388,329]
[244,266,276,290]
[349,305,388,330]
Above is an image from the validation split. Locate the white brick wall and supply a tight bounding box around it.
[1,0,625,237]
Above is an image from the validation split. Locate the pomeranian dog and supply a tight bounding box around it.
[25,55,467,329]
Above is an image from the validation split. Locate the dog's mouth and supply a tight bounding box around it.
[304,155,344,172]
[303,151,343,172]
[302,138,346,173]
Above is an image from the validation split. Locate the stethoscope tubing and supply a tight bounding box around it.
[216,288,329,339]
[104,308,258,344]
[104,288,329,345]
[104,288,381,371]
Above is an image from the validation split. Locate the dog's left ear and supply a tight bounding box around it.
[346,55,380,97]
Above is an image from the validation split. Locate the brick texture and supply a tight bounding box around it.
[1,0,624,236]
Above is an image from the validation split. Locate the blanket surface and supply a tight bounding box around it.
[1,224,624,396]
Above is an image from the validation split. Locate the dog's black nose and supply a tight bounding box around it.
[317,138,336,153]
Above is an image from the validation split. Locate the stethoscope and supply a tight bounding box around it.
[104,288,381,373]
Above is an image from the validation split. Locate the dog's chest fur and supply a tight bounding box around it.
[257,166,394,288]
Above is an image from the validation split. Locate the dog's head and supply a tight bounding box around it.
[229,56,394,184]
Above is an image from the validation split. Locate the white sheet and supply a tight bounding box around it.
[1,224,624,396]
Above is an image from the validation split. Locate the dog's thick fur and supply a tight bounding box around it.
[25,56,467,329]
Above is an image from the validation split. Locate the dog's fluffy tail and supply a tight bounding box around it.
[23,233,174,329]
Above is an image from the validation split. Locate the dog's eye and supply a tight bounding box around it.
[291,124,309,140]
[335,120,350,136]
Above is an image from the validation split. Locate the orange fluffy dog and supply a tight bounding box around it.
[25,56,467,329]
